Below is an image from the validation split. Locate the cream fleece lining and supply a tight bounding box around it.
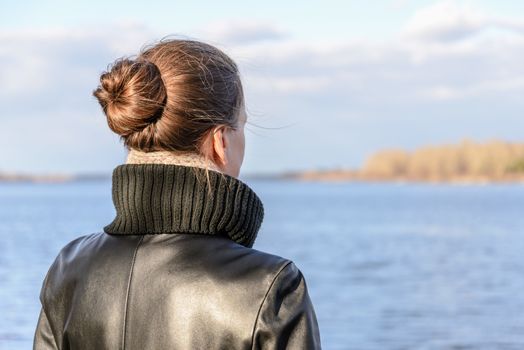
[125,148,223,173]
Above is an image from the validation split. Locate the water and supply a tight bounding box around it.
[1,180,524,349]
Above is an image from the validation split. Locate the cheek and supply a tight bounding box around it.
[241,130,246,154]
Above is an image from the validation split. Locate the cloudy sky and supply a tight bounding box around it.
[1,0,524,176]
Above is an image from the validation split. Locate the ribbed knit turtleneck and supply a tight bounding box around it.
[103,163,265,248]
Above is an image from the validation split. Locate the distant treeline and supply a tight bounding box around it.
[360,139,524,182]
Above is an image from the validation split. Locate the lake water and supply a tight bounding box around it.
[1,179,523,349]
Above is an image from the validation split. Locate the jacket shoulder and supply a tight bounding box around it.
[56,232,104,257]
[39,232,102,298]
[187,235,294,280]
[237,244,293,271]
[149,234,294,279]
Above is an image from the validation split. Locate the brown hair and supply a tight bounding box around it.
[93,37,245,193]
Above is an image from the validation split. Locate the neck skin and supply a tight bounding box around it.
[125,148,223,173]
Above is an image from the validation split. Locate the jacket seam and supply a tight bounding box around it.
[250,260,293,350]
[121,236,144,350]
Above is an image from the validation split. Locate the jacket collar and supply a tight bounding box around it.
[103,163,264,248]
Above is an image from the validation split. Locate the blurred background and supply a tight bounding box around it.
[1,0,524,349]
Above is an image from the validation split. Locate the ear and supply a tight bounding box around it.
[212,125,228,166]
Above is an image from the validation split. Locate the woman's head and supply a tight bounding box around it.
[93,38,246,178]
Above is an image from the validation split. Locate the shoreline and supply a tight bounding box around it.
[2,170,524,185]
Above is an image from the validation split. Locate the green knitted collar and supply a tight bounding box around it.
[103,163,265,248]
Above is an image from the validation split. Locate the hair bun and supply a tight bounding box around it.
[93,58,167,136]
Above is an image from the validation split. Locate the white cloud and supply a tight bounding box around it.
[246,75,336,94]
[0,24,158,115]
[402,1,485,42]
[390,0,411,10]
[401,0,524,43]
[196,19,288,46]
[422,77,524,101]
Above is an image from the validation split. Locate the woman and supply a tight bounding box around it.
[33,38,321,349]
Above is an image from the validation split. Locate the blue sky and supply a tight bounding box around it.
[1,0,524,176]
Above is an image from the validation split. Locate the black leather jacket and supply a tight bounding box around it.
[33,163,322,349]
